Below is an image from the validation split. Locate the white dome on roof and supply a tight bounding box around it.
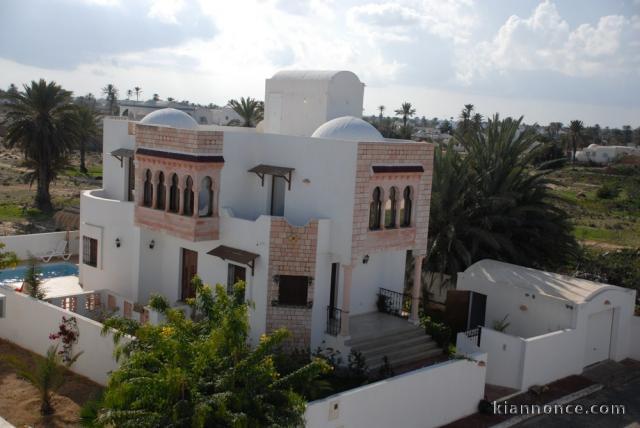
[140,108,198,130]
[312,116,384,142]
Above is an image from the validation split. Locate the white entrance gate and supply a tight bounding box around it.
[584,309,613,366]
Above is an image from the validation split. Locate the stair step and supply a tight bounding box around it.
[346,327,425,348]
[367,347,443,370]
[356,335,437,358]
[363,341,440,366]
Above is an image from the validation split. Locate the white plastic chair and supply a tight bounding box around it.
[37,240,72,262]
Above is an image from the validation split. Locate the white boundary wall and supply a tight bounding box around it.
[457,327,582,391]
[0,231,80,260]
[304,353,487,428]
[631,316,640,360]
[0,288,124,385]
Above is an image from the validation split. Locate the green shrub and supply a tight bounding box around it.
[420,315,452,349]
[596,183,620,199]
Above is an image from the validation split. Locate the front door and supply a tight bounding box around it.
[270,175,286,216]
[329,263,339,314]
[181,249,198,300]
[468,292,487,329]
[584,309,614,366]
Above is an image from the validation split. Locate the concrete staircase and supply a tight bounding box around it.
[346,322,442,371]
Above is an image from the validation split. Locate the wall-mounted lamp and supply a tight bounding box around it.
[149,239,155,250]
[302,178,311,185]
[273,274,280,283]
[115,237,121,248]
[362,255,370,264]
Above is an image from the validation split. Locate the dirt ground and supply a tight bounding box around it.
[0,339,103,427]
[0,148,101,236]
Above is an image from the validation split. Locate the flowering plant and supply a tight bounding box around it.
[49,316,79,363]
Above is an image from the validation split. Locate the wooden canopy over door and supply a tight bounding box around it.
[181,248,198,301]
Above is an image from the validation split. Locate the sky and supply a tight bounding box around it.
[0,0,638,127]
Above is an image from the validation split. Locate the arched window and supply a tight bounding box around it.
[384,187,398,228]
[369,187,382,231]
[169,174,180,213]
[143,169,153,207]
[199,177,213,217]
[183,176,194,216]
[156,172,165,210]
[401,186,412,227]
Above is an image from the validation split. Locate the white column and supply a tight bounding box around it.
[340,265,353,337]
[410,254,424,323]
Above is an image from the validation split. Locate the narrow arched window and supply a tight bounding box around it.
[384,187,398,228]
[369,187,382,231]
[183,176,194,216]
[156,172,165,210]
[169,173,180,213]
[401,186,412,227]
[199,177,213,217]
[143,169,153,207]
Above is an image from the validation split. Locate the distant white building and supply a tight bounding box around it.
[575,144,639,164]
[119,100,242,126]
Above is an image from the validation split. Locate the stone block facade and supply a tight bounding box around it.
[351,141,434,264]
[130,122,223,154]
[266,218,319,350]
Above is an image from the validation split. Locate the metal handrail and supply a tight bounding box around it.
[326,305,342,336]
[377,287,412,318]
[465,326,482,346]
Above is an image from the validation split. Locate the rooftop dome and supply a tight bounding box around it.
[139,108,198,130]
[311,116,384,142]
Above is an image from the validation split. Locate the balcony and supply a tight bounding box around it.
[135,205,219,241]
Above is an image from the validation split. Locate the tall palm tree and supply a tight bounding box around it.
[394,102,416,128]
[228,97,264,127]
[102,83,118,115]
[569,120,584,162]
[426,114,577,285]
[133,86,142,102]
[152,93,160,102]
[126,89,132,100]
[75,104,99,173]
[2,80,80,211]
[378,105,385,125]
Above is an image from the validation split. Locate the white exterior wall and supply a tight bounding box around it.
[304,353,487,428]
[457,273,574,338]
[520,329,582,389]
[0,231,79,260]
[102,117,135,202]
[0,288,125,385]
[350,250,406,316]
[264,72,364,137]
[79,189,139,301]
[221,131,358,264]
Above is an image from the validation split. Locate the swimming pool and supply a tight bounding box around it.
[0,262,79,286]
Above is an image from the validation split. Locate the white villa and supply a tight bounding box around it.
[575,144,639,164]
[119,99,242,126]
[79,70,434,355]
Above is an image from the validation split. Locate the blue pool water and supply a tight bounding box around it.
[0,262,78,286]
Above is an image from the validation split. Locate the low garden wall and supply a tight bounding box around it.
[0,287,125,385]
[457,327,582,391]
[631,316,640,360]
[304,352,487,428]
[0,231,80,260]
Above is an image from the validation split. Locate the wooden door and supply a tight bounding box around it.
[181,249,198,300]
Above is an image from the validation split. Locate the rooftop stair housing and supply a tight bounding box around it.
[346,313,443,371]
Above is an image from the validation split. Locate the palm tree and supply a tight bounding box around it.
[228,97,264,127]
[102,83,118,115]
[569,120,584,162]
[426,114,577,286]
[472,113,483,132]
[152,93,160,102]
[23,257,46,299]
[394,102,416,128]
[133,86,142,102]
[457,104,475,136]
[1,345,81,415]
[378,105,385,125]
[2,80,80,211]
[126,89,132,100]
[75,104,99,173]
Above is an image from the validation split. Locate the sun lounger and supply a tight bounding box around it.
[37,240,72,262]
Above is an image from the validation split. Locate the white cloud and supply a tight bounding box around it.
[148,0,186,24]
[347,0,477,44]
[457,1,640,83]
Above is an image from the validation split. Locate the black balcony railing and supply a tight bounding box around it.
[326,306,343,336]
[377,287,412,318]
[465,327,482,346]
